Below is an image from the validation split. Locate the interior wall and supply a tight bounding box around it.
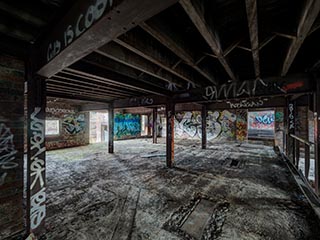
[114,113,141,140]
[0,54,25,238]
[45,101,89,150]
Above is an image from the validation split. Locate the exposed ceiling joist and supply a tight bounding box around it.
[96,42,184,87]
[140,21,217,84]
[245,0,260,79]
[114,34,199,86]
[46,86,113,100]
[67,62,170,96]
[53,74,139,96]
[180,0,237,81]
[47,90,111,103]
[281,0,320,76]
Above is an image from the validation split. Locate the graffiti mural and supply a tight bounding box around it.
[174,110,237,141]
[275,111,284,123]
[62,114,86,135]
[0,123,18,185]
[114,114,141,139]
[236,110,247,141]
[248,111,275,138]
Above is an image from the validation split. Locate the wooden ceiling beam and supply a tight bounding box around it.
[281,0,320,76]
[245,0,260,79]
[36,0,179,77]
[67,61,170,96]
[82,52,168,90]
[140,21,217,84]
[180,0,237,81]
[96,42,184,87]
[114,32,198,86]
[60,69,147,95]
[53,74,139,96]
[48,78,131,98]
[46,92,110,103]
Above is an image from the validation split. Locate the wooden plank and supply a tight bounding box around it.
[153,108,157,144]
[108,104,114,153]
[114,32,198,86]
[180,0,237,81]
[281,0,320,76]
[26,75,46,237]
[36,0,179,77]
[96,42,184,87]
[68,61,170,96]
[245,0,260,79]
[166,101,175,168]
[140,21,217,84]
[46,91,110,103]
[314,80,320,194]
[201,105,207,149]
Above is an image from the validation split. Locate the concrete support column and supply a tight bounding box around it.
[287,99,296,163]
[166,102,175,168]
[153,108,157,144]
[108,104,114,154]
[27,74,46,237]
[201,105,207,149]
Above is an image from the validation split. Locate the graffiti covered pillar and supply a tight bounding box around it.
[26,74,46,237]
[153,108,157,144]
[201,105,207,149]
[287,99,296,164]
[314,79,320,194]
[108,104,114,153]
[166,101,175,168]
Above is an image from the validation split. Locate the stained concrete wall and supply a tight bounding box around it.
[45,101,89,150]
[0,54,25,239]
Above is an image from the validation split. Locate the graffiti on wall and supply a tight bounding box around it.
[0,123,18,185]
[30,107,46,230]
[275,111,284,123]
[62,114,85,134]
[227,99,266,109]
[114,114,141,139]
[288,103,295,130]
[46,107,75,114]
[174,110,237,140]
[236,110,247,141]
[203,79,305,101]
[248,111,275,130]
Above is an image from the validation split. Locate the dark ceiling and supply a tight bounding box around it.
[1,0,319,103]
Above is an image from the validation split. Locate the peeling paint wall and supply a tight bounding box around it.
[0,54,25,239]
[114,113,141,140]
[45,102,89,150]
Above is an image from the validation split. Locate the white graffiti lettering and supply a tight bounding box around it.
[30,107,46,230]
[227,99,266,109]
[46,107,75,114]
[0,123,18,185]
[129,97,154,106]
[289,103,295,130]
[47,0,113,62]
[30,188,46,230]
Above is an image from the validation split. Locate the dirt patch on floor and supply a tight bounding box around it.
[43,138,320,239]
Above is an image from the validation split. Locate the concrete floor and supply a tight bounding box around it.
[44,138,320,240]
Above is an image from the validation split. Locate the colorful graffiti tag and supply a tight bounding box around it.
[248,111,275,129]
[62,114,86,134]
[236,110,247,141]
[174,110,237,141]
[114,114,141,139]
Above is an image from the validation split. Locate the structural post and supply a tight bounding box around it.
[166,101,175,168]
[108,104,114,153]
[201,105,207,149]
[287,99,296,163]
[153,108,157,144]
[26,74,46,237]
[314,79,320,194]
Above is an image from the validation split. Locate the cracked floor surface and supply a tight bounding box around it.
[44,138,320,239]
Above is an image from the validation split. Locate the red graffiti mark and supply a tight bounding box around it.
[283,81,304,92]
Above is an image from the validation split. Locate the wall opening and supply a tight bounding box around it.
[89,111,108,144]
[141,115,148,136]
[247,110,275,139]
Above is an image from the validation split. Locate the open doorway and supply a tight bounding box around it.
[247,110,275,139]
[89,111,108,143]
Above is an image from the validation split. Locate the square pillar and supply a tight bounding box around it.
[287,99,296,163]
[108,105,114,153]
[201,105,207,149]
[314,80,320,194]
[26,75,46,237]
[153,108,157,144]
[166,102,175,168]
